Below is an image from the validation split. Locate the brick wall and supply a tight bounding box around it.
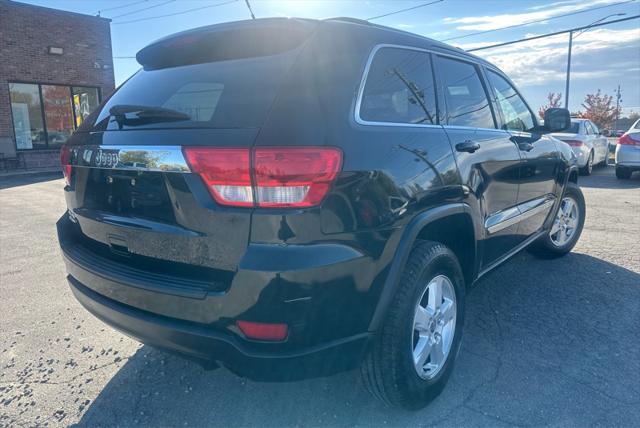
[0,0,115,167]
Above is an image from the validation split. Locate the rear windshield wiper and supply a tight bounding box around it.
[109,104,191,129]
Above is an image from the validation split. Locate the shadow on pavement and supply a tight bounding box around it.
[75,252,640,427]
[0,172,62,190]
[579,166,640,189]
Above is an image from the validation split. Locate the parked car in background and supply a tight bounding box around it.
[57,17,585,410]
[550,118,609,175]
[615,118,640,179]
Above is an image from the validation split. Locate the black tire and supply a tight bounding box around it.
[529,182,585,259]
[580,151,593,175]
[361,241,465,410]
[615,167,632,179]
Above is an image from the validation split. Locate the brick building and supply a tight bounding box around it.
[0,0,115,170]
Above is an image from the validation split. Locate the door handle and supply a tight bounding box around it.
[455,141,481,153]
[509,135,534,152]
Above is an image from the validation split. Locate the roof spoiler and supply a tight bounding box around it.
[136,18,318,70]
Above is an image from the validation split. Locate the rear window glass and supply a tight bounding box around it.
[359,47,436,125]
[566,122,580,133]
[83,53,296,131]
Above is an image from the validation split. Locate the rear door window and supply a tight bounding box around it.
[435,56,495,129]
[358,47,437,125]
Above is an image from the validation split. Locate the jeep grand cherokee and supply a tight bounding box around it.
[57,17,584,409]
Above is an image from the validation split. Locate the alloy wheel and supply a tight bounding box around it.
[412,275,457,380]
[550,196,579,247]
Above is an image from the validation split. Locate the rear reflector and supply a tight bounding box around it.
[60,145,73,185]
[236,321,288,341]
[562,140,583,147]
[618,134,637,146]
[183,147,342,208]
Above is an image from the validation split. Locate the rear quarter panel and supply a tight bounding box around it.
[250,23,463,338]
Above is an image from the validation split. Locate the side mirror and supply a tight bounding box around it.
[543,108,571,133]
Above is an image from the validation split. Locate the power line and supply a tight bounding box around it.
[442,0,637,41]
[466,14,640,52]
[95,0,150,16]
[109,0,176,20]
[111,0,239,25]
[367,0,444,21]
[244,0,255,19]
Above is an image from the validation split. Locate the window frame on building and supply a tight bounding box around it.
[8,81,102,151]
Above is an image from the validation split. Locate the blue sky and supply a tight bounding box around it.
[19,0,640,115]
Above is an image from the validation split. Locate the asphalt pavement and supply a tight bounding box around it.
[1,166,639,427]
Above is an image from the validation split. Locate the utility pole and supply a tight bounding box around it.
[614,85,622,132]
[565,31,573,109]
[563,14,626,110]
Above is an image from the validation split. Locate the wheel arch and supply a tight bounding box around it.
[368,203,479,332]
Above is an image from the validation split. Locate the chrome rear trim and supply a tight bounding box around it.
[67,145,190,173]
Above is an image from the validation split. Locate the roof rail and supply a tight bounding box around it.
[324,17,371,26]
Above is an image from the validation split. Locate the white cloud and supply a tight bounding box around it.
[527,0,598,11]
[459,28,640,86]
[444,0,628,31]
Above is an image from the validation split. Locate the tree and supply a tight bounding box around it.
[580,90,620,129]
[538,92,563,119]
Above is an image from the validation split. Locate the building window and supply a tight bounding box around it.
[9,83,47,150]
[72,87,100,128]
[42,85,75,148]
[9,82,101,150]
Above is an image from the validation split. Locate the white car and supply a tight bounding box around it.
[615,118,640,179]
[550,118,609,175]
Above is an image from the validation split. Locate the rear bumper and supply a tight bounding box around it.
[68,276,370,380]
[615,144,640,169]
[57,214,376,380]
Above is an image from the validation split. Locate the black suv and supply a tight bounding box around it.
[58,18,585,409]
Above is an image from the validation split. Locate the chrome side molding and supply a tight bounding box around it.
[66,145,190,173]
[486,195,556,234]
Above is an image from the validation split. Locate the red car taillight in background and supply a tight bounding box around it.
[183,147,343,208]
[60,145,73,186]
[562,140,583,147]
[618,134,638,146]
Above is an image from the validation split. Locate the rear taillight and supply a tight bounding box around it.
[60,145,72,185]
[562,140,583,147]
[618,134,637,146]
[183,147,342,208]
[254,148,342,207]
[183,148,253,207]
